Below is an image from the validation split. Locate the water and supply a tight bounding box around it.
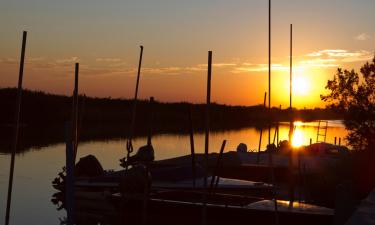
[0,120,347,224]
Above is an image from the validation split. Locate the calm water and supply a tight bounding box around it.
[0,120,347,225]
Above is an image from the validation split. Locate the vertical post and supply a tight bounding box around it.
[147,97,154,146]
[338,138,341,146]
[257,92,267,164]
[268,1,279,224]
[188,105,196,188]
[289,24,293,143]
[5,31,27,225]
[334,137,337,145]
[288,23,295,208]
[126,46,144,165]
[65,122,75,225]
[310,138,312,145]
[72,63,79,162]
[202,50,212,225]
[268,0,272,147]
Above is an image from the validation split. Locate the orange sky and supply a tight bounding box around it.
[1,0,374,108]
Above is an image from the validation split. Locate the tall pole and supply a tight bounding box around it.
[288,24,295,206]
[5,31,27,225]
[289,24,293,142]
[125,46,144,167]
[202,50,212,225]
[268,1,279,224]
[72,63,79,162]
[268,0,271,147]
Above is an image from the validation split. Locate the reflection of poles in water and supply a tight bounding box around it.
[202,50,212,225]
[5,31,27,225]
[257,92,267,164]
[126,46,144,168]
[267,0,279,223]
[188,105,196,188]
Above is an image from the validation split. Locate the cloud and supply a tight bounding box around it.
[55,57,79,64]
[305,49,373,65]
[355,33,371,41]
[233,63,288,73]
[96,58,122,63]
[300,58,339,68]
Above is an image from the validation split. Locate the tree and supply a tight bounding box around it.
[321,54,375,151]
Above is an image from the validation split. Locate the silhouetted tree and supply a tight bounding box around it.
[321,54,375,151]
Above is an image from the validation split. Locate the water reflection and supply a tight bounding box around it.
[0,120,348,224]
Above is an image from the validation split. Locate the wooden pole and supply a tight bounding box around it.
[339,138,341,146]
[210,140,227,192]
[288,24,295,207]
[202,50,212,225]
[257,92,267,164]
[72,63,79,162]
[5,31,27,225]
[188,105,196,188]
[126,46,144,165]
[268,1,279,223]
[289,24,293,143]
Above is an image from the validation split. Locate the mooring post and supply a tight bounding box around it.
[202,50,212,225]
[126,46,144,166]
[268,0,279,224]
[65,122,75,225]
[72,63,79,162]
[334,137,337,145]
[5,31,27,225]
[339,138,341,146]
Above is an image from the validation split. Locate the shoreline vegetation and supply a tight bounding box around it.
[0,88,341,153]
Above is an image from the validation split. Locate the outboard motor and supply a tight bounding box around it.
[75,155,104,177]
[236,143,248,153]
[128,144,155,165]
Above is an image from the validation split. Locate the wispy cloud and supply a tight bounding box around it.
[233,63,288,73]
[355,33,371,41]
[305,49,372,66]
[300,58,339,68]
[55,57,79,64]
[96,57,122,63]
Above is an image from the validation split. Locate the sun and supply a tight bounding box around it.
[293,76,310,96]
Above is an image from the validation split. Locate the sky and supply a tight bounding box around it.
[0,0,374,108]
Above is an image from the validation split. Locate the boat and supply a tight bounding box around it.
[52,188,334,225]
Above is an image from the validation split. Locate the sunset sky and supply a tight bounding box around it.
[0,0,374,108]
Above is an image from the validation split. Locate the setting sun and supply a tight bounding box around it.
[293,76,310,96]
